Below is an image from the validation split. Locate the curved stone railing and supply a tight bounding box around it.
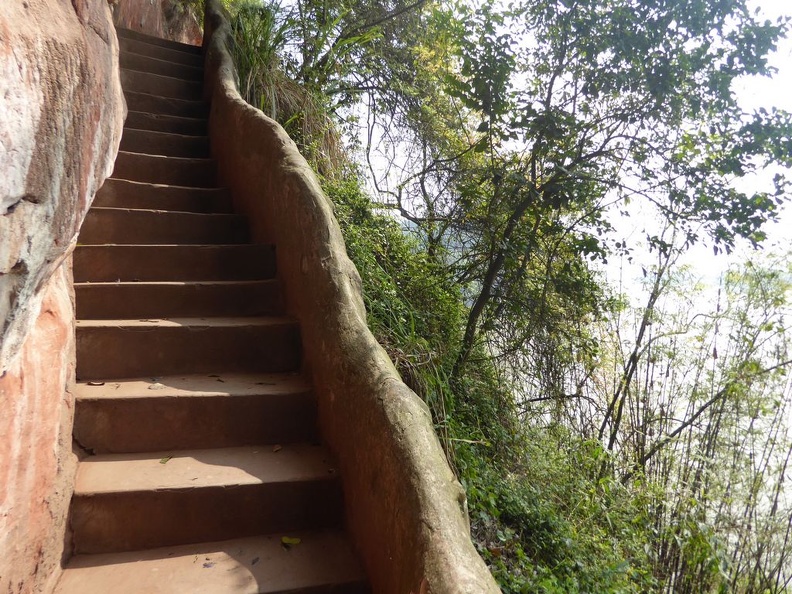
[201,2,500,592]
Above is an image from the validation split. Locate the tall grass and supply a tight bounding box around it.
[228,1,345,175]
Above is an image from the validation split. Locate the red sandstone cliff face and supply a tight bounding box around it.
[0,267,77,594]
[0,0,124,591]
[0,0,124,373]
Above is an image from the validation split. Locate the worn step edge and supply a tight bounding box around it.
[124,90,209,118]
[119,128,210,158]
[76,316,296,330]
[120,50,203,81]
[75,280,283,319]
[73,372,316,452]
[74,443,336,494]
[116,27,203,54]
[125,110,207,135]
[112,151,216,187]
[74,394,317,453]
[94,179,232,213]
[73,244,277,283]
[118,37,202,68]
[79,207,247,245]
[121,69,203,101]
[84,206,239,218]
[69,446,343,553]
[74,372,310,401]
[55,531,369,594]
[75,315,300,380]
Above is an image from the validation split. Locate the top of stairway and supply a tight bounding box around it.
[117,27,202,55]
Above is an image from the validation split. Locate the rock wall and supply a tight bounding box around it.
[0,0,124,374]
[0,0,124,591]
[113,0,202,45]
[0,266,77,594]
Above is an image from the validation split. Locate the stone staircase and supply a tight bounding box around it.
[55,28,369,594]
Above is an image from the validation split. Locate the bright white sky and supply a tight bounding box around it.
[735,0,792,114]
[607,0,792,292]
[731,0,792,250]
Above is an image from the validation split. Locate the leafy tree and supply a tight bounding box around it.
[360,0,792,385]
[577,250,792,591]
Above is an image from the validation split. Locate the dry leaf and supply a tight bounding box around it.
[281,536,301,550]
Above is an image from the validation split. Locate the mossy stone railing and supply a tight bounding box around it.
[201,3,501,591]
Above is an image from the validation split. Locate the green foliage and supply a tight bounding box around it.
[229,1,291,115]
[455,426,659,593]
[322,177,464,439]
[224,0,792,590]
[227,1,346,174]
[324,174,662,593]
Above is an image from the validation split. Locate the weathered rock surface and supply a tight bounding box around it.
[0,0,123,591]
[0,264,78,594]
[113,0,202,46]
[0,0,123,373]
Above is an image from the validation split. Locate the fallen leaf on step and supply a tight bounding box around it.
[272,445,282,453]
[281,536,301,550]
[202,562,215,569]
[149,383,166,390]
[159,456,172,465]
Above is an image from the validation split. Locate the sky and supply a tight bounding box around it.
[732,0,792,250]
[605,0,792,293]
[735,0,792,114]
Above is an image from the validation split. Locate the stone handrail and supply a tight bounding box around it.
[201,2,501,592]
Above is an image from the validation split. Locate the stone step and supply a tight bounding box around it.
[66,26,368,593]
[76,316,301,380]
[73,244,276,283]
[73,373,316,453]
[79,208,247,245]
[121,68,202,101]
[117,27,203,56]
[69,445,342,554]
[55,531,369,594]
[124,90,209,118]
[112,151,216,187]
[118,34,203,67]
[75,280,282,319]
[120,128,210,158]
[120,50,203,81]
[94,179,233,213]
[126,110,207,135]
